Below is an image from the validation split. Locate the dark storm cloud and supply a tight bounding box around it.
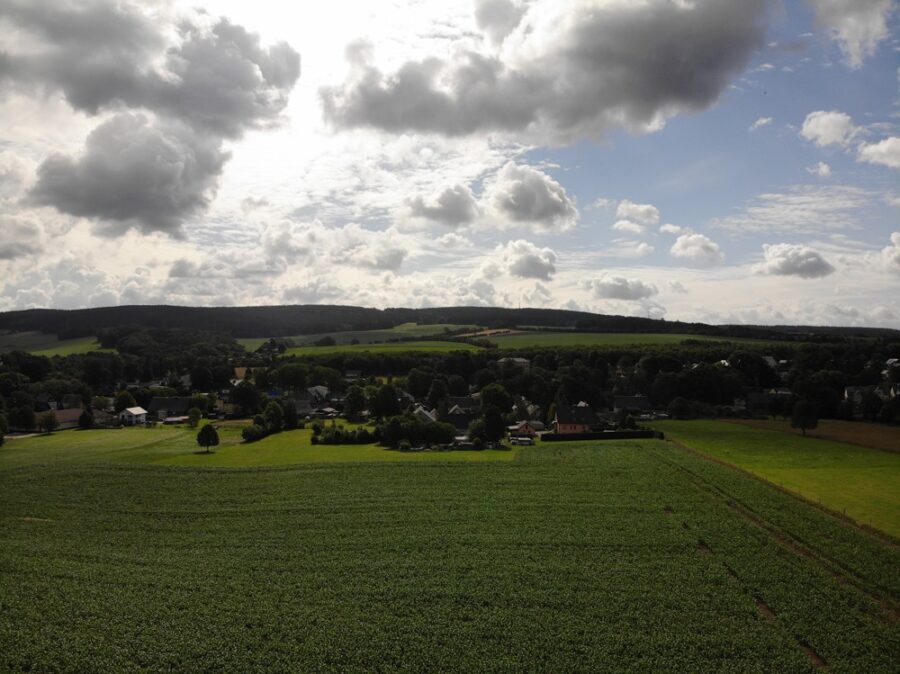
[321,0,769,143]
[29,113,229,237]
[1,0,300,236]
[0,1,300,137]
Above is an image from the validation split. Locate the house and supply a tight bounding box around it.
[498,356,530,370]
[447,396,480,412]
[308,386,330,404]
[148,397,193,421]
[507,420,545,437]
[412,405,436,424]
[446,407,478,432]
[613,395,651,412]
[554,405,597,434]
[844,386,876,405]
[119,406,148,425]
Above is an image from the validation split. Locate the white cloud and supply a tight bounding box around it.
[882,232,900,274]
[485,162,578,231]
[616,199,660,226]
[749,117,773,131]
[713,184,873,234]
[489,239,558,280]
[808,0,894,68]
[321,0,770,144]
[585,275,658,301]
[857,137,900,169]
[435,232,473,249]
[669,233,725,267]
[806,161,832,177]
[659,223,686,235]
[800,110,860,147]
[753,243,836,278]
[0,215,44,259]
[612,219,647,235]
[408,183,480,226]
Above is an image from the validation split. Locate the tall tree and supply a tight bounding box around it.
[197,424,220,453]
[791,398,818,437]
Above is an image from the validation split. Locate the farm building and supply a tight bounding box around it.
[119,407,148,425]
[507,420,545,437]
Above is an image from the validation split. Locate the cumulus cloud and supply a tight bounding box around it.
[669,233,725,266]
[800,110,860,147]
[882,232,900,273]
[0,3,300,138]
[659,223,686,235]
[749,117,773,131]
[612,220,646,235]
[29,114,228,237]
[1,1,300,236]
[857,137,900,169]
[616,199,659,226]
[0,215,44,259]
[585,275,658,301]
[321,0,769,144]
[488,239,557,280]
[486,162,578,231]
[807,161,832,177]
[753,243,836,278]
[474,0,526,45]
[260,220,412,272]
[408,183,479,226]
[436,232,473,249]
[808,0,894,68]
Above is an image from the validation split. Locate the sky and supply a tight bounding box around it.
[0,0,898,327]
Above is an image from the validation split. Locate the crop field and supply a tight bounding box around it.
[488,332,782,349]
[282,339,482,356]
[655,420,900,538]
[239,323,476,351]
[1,436,898,672]
[0,331,105,356]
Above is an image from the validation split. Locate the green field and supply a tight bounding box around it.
[282,339,482,356]
[490,332,782,349]
[0,425,515,469]
[2,433,898,672]
[655,420,900,538]
[0,331,106,356]
[239,323,476,351]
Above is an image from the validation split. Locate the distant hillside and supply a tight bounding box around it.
[0,304,897,342]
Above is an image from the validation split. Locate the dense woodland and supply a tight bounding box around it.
[2,304,899,340]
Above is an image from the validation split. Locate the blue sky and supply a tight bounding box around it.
[0,0,898,326]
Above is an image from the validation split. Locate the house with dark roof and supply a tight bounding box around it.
[554,405,597,434]
[148,397,193,421]
[613,395,651,412]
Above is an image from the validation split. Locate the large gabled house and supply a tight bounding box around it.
[554,404,597,434]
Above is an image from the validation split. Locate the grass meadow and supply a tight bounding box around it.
[1,432,898,672]
[487,332,785,349]
[0,331,106,356]
[654,420,900,538]
[281,339,482,357]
